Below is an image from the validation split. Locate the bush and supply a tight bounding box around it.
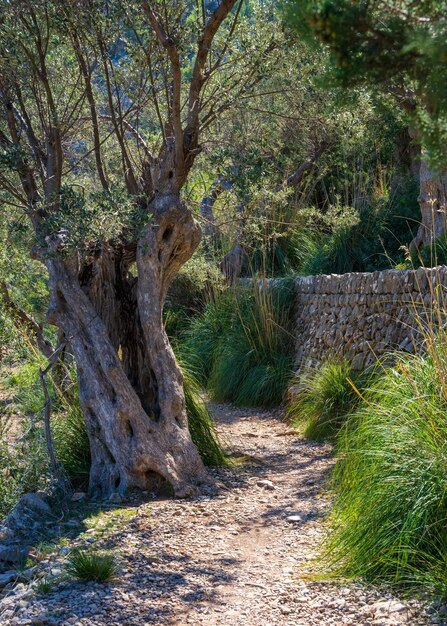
[65,549,118,582]
[299,179,420,275]
[182,279,296,408]
[324,346,447,596]
[287,360,370,440]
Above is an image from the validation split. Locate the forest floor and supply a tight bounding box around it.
[1,404,440,626]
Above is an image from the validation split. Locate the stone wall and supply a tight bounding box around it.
[294,265,447,372]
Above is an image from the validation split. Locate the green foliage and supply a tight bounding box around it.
[35,578,53,595]
[0,410,49,519]
[286,0,447,167]
[5,359,45,415]
[65,549,118,583]
[288,360,369,440]
[165,251,226,339]
[324,347,447,596]
[180,291,235,386]
[52,403,91,487]
[182,365,228,467]
[298,181,420,275]
[181,280,296,408]
[410,234,447,268]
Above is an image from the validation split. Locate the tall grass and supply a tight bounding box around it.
[324,341,447,596]
[181,278,296,408]
[287,360,370,441]
[180,289,235,385]
[182,365,228,466]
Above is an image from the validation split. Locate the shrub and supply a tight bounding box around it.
[324,346,447,596]
[299,179,420,275]
[287,360,370,441]
[65,549,118,583]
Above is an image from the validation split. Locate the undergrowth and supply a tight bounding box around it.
[323,344,447,597]
[287,360,371,440]
[65,549,118,582]
[181,278,296,408]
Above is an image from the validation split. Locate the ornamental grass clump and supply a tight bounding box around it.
[181,364,228,467]
[324,341,447,596]
[180,289,234,386]
[287,360,370,441]
[209,278,296,408]
[65,549,118,583]
[180,278,296,408]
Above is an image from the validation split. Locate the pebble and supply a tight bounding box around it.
[0,403,435,626]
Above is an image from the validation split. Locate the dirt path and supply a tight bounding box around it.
[3,405,435,626]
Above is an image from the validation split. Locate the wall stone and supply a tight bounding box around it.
[294,265,447,373]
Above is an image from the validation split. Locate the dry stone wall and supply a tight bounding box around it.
[294,265,447,372]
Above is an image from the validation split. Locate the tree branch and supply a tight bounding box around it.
[140,1,184,173]
[0,281,53,359]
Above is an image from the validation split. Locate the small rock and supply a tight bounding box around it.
[71,492,87,502]
[0,570,18,587]
[0,526,14,542]
[0,544,25,565]
[372,600,407,616]
[286,515,303,523]
[256,480,275,490]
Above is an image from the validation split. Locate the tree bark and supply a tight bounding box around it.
[409,155,447,251]
[45,195,207,499]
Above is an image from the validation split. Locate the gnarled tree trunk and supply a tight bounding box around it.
[45,194,207,499]
[410,156,447,251]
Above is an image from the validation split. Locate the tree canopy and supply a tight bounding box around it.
[286,0,447,166]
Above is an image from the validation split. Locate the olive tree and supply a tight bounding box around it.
[0,0,277,497]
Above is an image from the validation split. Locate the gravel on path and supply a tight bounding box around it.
[1,404,439,626]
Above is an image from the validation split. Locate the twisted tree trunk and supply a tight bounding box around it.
[45,194,207,499]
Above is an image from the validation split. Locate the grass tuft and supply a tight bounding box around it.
[53,403,91,486]
[181,278,296,408]
[35,577,53,595]
[287,360,370,440]
[182,365,228,466]
[65,549,118,583]
[324,344,447,596]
